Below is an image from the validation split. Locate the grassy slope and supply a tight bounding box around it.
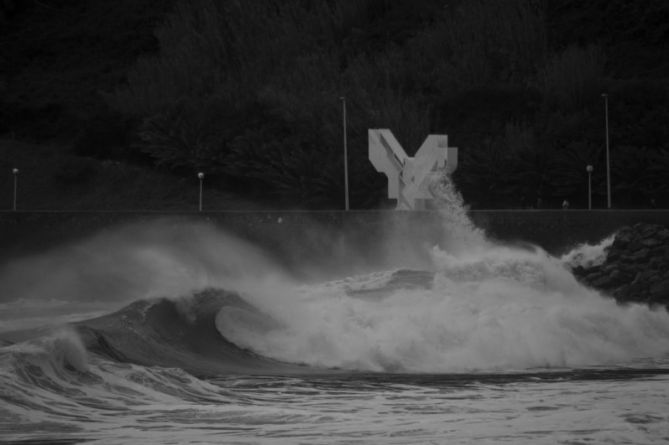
[0,139,261,211]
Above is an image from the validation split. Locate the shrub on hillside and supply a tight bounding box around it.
[607,81,669,150]
[136,99,228,172]
[73,110,139,162]
[408,0,546,92]
[540,44,605,108]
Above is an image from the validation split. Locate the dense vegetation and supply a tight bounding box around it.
[2,0,669,209]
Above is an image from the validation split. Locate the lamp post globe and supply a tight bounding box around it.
[12,168,19,175]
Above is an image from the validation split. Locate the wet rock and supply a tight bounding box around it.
[572,265,586,277]
[590,274,612,289]
[626,248,650,262]
[650,280,669,300]
[567,223,669,308]
[641,238,661,248]
[649,256,663,270]
[607,269,631,288]
[606,250,621,263]
[612,229,633,248]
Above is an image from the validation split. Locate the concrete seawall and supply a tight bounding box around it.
[1,210,668,269]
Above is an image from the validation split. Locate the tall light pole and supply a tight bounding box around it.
[602,93,611,209]
[586,164,593,210]
[12,168,18,211]
[339,96,350,211]
[197,172,204,212]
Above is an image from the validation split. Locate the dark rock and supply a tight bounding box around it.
[649,280,669,298]
[607,269,632,287]
[568,222,669,308]
[586,265,602,276]
[659,246,669,258]
[606,250,621,262]
[649,256,663,270]
[625,239,644,253]
[650,245,666,256]
[641,238,661,248]
[635,223,657,238]
[625,248,650,263]
[590,274,612,289]
[628,281,649,297]
[634,270,658,285]
[612,228,633,249]
[572,265,586,277]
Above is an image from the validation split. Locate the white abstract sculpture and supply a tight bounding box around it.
[369,129,458,210]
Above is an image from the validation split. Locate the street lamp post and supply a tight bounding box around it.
[12,168,18,211]
[339,96,350,211]
[602,93,611,209]
[586,165,593,210]
[197,172,204,212]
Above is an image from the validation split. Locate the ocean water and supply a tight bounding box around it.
[2,180,669,444]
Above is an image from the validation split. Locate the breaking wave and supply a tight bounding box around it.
[561,235,616,269]
[214,175,669,372]
[218,254,669,373]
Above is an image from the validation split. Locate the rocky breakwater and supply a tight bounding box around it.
[570,223,669,307]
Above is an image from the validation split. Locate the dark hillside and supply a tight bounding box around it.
[1,0,668,210]
[547,0,669,77]
[0,0,175,138]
